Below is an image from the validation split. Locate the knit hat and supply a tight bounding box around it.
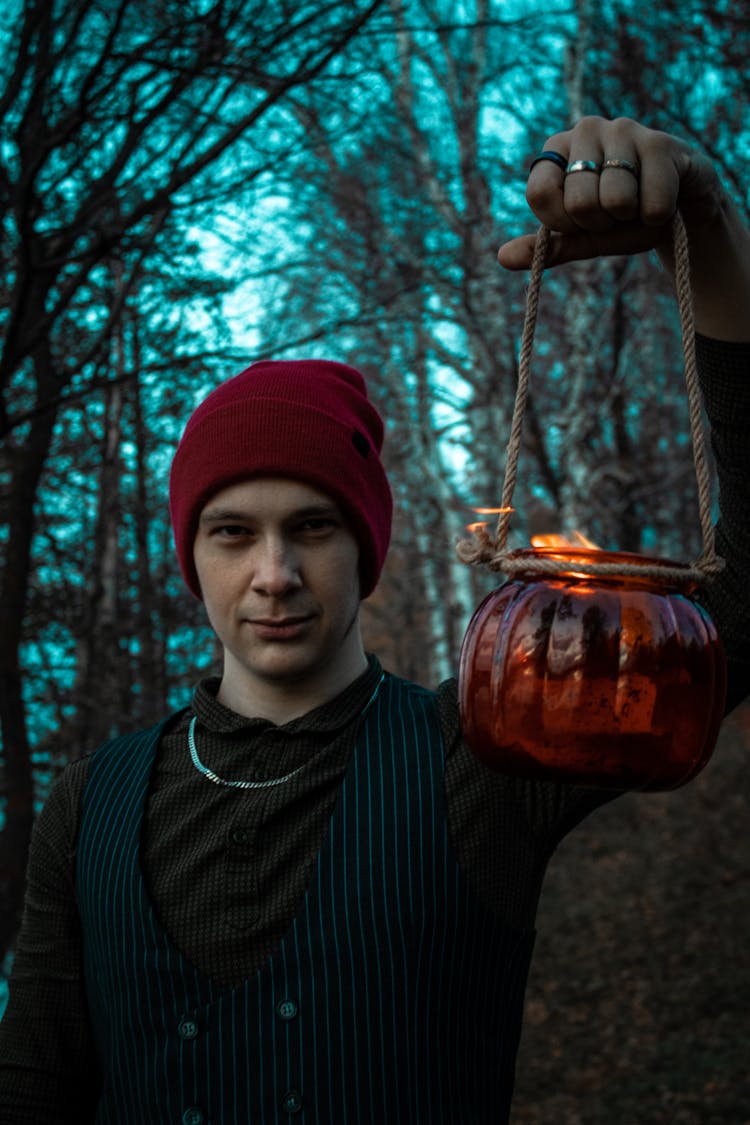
[169,359,392,599]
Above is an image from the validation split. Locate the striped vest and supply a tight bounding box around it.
[77,675,535,1124]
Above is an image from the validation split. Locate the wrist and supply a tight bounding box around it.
[673,192,750,341]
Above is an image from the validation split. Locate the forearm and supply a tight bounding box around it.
[658,192,750,342]
[0,763,99,1122]
[0,979,100,1124]
[695,335,750,710]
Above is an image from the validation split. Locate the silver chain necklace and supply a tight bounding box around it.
[188,672,385,790]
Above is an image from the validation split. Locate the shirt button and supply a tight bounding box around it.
[229,827,250,847]
[178,1017,199,1040]
[182,1108,204,1125]
[276,999,298,1021]
[281,1089,303,1114]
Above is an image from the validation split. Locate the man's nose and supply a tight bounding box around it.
[250,538,303,595]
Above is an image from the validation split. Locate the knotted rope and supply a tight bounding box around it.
[456,213,724,584]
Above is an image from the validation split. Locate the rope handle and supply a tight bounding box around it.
[456,213,724,584]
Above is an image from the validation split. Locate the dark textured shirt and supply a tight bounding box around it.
[1,335,749,1123]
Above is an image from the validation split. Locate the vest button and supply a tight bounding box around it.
[182,1108,204,1125]
[229,827,250,847]
[281,1088,303,1114]
[178,1017,199,1040]
[276,998,298,1021]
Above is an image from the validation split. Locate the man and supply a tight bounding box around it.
[1,116,749,1123]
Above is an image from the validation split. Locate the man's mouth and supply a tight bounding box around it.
[247,615,314,640]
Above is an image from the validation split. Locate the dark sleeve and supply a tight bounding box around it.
[0,758,101,1124]
[695,335,750,713]
[439,678,616,930]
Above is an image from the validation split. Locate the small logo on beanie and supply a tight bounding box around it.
[352,430,370,458]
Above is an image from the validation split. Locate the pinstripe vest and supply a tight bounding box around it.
[77,675,535,1124]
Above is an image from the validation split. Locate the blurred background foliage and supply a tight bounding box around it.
[1,0,749,1117]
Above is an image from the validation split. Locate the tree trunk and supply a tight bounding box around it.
[0,353,58,957]
[78,365,125,750]
[132,326,167,721]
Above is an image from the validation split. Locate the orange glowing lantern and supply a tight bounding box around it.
[458,546,726,790]
[456,216,727,790]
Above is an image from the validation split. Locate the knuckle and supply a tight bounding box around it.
[525,179,552,211]
[606,200,638,222]
[609,115,638,134]
[563,195,597,223]
[599,182,637,219]
[640,199,675,227]
[638,130,674,158]
[573,114,606,131]
[542,127,571,151]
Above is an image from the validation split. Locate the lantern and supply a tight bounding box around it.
[458,547,727,790]
[456,216,727,792]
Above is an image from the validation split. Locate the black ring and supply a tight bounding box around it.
[529,150,567,174]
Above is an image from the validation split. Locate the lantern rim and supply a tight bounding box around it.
[506,547,699,594]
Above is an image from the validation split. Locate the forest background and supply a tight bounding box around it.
[1,0,749,1121]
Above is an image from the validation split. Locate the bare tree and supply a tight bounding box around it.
[243,0,569,679]
[220,0,750,675]
[0,0,385,959]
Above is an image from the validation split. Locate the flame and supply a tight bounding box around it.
[466,506,513,534]
[531,530,600,549]
[465,506,600,550]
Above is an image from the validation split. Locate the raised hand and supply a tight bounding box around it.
[498,116,750,341]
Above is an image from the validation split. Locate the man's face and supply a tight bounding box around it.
[193,477,365,712]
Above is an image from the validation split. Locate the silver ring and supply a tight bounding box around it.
[601,157,640,178]
[566,159,601,175]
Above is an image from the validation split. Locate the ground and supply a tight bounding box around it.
[512,703,750,1124]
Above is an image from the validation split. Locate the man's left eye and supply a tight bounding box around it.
[300,519,336,533]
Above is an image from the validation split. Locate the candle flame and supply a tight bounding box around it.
[466,506,514,534]
[531,530,600,549]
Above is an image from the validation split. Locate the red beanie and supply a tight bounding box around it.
[169,359,392,599]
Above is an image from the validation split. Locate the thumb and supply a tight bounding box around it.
[498,226,672,271]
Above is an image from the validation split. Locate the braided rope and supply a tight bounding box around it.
[456,212,724,584]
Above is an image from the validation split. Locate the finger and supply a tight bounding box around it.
[498,231,602,271]
[563,161,611,232]
[525,129,577,233]
[498,224,670,271]
[673,149,723,223]
[598,141,641,223]
[497,234,539,270]
[596,117,643,223]
[634,135,682,227]
[632,135,723,231]
[598,162,640,222]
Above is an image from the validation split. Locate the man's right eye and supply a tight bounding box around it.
[214,525,251,538]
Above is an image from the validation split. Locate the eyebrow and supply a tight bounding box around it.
[199,503,342,525]
[199,509,249,525]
